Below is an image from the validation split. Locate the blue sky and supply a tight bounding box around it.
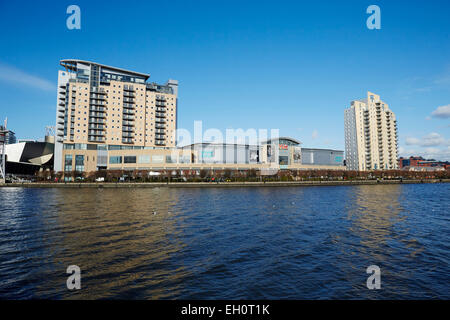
[0,0,449,159]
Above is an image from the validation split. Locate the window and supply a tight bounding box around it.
[109,156,122,164]
[64,144,75,150]
[75,155,84,172]
[152,155,164,163]
[74,143,87,150]
[124,156,136,164]
[166,155,177,163]
[97,145,107,151]
[279,156,289,165]
[179,155,191,164]
[64,155,73,171]
[138,155,151,164]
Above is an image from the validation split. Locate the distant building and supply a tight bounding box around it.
[0,125,16,145]
[180,137,344,171]
[4,141,54,175]
[398,156,450,171]
[344,91,398,171]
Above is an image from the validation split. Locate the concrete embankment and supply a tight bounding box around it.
[1,179,449,188]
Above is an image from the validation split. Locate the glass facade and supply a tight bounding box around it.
[138,155,151,164]
[75,155,84,172]
[124,156,137,164]
[166,155,177,163]
[152,155,164,163]
[109,156,122,164]
[64,155,73,172]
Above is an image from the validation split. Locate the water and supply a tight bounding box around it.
[0,184,448,299]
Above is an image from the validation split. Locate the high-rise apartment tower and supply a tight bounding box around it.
[344,91,398,171]
[54,59,178,172]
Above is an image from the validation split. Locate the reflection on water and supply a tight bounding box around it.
[0,184,449,299]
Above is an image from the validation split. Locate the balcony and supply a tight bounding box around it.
[156,107,166,112]
[122,133,134,138]
[155,124,166,129]
[123,97,135,104]
[89,112,106,118]
[89,130,105,136]
[91,87,107,95]
[88,136,105,142]
[90,94,106,100]
[90,106,106,112]
[122,138,133,144]
[123,92,135,98]
[123,109,134,115]
[123,85,134,92]
[155,118,166,124]
[123,103,134,109]
[122,120,135,126]
[90,100,105,106]
[155,112,166,118]
[123,115,134,121]
[155,141,166,146]
[89,124,104,130]
[122,126,134,132]
[89,118,106,125]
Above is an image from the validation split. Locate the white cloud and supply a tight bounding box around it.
[431,104,450,119]
[405,137,421,145]
[0,63,55,91]
[402,132,450,161]
[405,132,449,147]
[311,129,318,140]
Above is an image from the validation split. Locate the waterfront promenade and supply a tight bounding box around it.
[1,179,449,188]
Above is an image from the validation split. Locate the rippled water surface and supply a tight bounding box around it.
[0,184,449,299]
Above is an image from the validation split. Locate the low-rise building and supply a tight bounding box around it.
[398,156,450,171]
[3,141,54,175]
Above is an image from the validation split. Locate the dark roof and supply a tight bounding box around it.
[60,59,150,80]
